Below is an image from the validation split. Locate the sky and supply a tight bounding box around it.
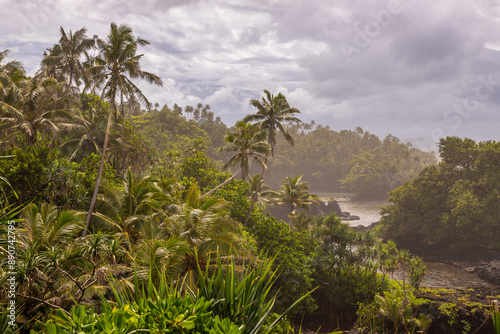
[1,0,500,152]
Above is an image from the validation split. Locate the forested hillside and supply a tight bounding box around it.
[123,105,437,199]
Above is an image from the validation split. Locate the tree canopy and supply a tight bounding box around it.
[379,136,500,248]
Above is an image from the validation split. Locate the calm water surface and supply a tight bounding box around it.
[335,198,388,227]
[318,195,497,289]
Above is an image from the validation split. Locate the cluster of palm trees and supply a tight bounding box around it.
[219,89,319,226]
[0,22,324,327]
[1,24,164,237]
[4,167,244,322]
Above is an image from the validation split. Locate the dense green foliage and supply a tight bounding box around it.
[379,136,500,248]
[36,252,303,334]
[0,139,116,208]
[248,216,317,315]
[132,107,212,158]
[44,296,237,334]
[2,23,485,334]
[310,214,383,325]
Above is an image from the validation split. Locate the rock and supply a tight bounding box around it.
[326,199,342,215]
[474,262,500,285]
[264,198,344,223]
[350,225,367,232]
[340,214,360,221]
[339,211,350,218]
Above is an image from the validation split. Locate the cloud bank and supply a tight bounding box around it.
[1,0,500,151]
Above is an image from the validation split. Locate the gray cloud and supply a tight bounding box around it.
[1,0,500,150]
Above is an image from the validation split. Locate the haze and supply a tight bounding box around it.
[1,0,499,151]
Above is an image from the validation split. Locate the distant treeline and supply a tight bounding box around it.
[131,105,437,199]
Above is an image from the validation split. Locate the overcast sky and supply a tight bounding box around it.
[1,0,500,151]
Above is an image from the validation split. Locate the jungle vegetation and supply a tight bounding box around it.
[0,23,497,334]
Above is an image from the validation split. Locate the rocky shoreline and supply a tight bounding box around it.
[349,220,500,288]
[399,243,500,288]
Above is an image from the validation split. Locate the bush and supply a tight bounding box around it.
[248,215,317,315]
[40,295,241,333]
[311,214,382,324]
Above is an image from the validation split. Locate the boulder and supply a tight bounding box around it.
[473,258,500,285]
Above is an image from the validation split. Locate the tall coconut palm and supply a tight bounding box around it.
[218,121,270,181]
[40,27,94,88]
[243,90,301,224]
[83,23,163,237]
[244,89,302,157]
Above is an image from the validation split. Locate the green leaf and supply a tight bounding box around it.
[46,323,57,334]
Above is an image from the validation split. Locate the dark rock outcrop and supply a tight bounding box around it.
[350,221,379,232]
[264,198,343,223]
[471,258,500,285]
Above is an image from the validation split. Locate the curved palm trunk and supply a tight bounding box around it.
[82,97,115,237]
[200,173,237,200]
[245,163,266,225]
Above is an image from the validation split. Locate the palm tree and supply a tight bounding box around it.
[243,90,302,224]
[184,105,193,119]
[132,236,188,283]
[92,170,171,248]
[276,175,318,214]
[0,49,26,102]
[165,186,241,251]
[163,185,243,288]
[288,211,314,231]
[1,76,76,144]
[59,101,109,161]
[0,156,17,210]
[7,204,125,317]
[219,121,270,181]
[40,27,94,88]
[244,89,302,157]
[12,203,86,312]
[19,203,84,249]
[83,23,163,237]
[0,50,27,146]
[248,174,275,206]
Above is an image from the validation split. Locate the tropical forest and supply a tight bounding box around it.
[1,23,500,334]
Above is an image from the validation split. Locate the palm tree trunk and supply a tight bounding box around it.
[241,160,246,181]
[82,97,115,237]
[245,164,266,225]
[200,173,237,200]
